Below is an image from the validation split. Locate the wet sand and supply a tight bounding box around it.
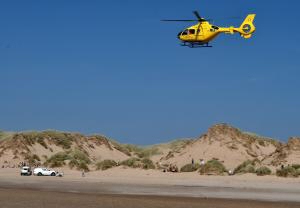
[1,188,300,208]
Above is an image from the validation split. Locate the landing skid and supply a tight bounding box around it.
[181,42,212,48]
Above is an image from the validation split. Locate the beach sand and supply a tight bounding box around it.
[1,168,300,207]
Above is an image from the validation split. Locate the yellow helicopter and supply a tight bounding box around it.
[162,11,256,48]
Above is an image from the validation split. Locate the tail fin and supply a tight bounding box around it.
[239,14,256,39]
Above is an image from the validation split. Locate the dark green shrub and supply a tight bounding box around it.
[45,152,70,167]
[22,133,37,146]
[256,166,272,176]
[243,164,255,173]
[49,152,70,161]
[66,150,91,170]
[53,137,72,149]
[122,144,142,153]
[291,164,300,169]
[168,139,192,152]
[71,149,91,164]
[180,163,200,172]
[136,147,161,159]
[44,131,72,149]
[276,166,298,178]
[45,149,90,170]
[296,168,300,176]
[78,161,89,172]
[49,160,66,168]
[141,158,155,170]
[199,160,227,175]
[96,160,117,170]
[113,145,131,156]
[258,140,265,146]
[32,154,41,161]
[234,160,256,174]
[112,142,161,159]
[121,158,142,168]
[68,159,80,169]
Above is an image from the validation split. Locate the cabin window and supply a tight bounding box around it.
[188,29,195,34]
[211,25,219,30]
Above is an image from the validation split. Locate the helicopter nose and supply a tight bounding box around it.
[177,32,182,39]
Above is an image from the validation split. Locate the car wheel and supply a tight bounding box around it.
[20,173,23,176]
[51,172,56,176]
[37,172,42,176]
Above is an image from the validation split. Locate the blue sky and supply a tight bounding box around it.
[1,0,300,144]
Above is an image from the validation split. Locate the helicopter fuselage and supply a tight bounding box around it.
[177,14,256,47]
[162,12,256,48]
[178,22,236,44]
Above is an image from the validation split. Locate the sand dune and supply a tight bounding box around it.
[1,124,300,172]
[155,124,280,169]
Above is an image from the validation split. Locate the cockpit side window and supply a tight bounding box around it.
[181,29,188,36]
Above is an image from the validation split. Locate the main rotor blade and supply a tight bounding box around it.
[193,11,202,20]
[192,11,211,22]
[161,19,198,22]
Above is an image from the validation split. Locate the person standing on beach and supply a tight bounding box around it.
[82,169,85,177]
[200,159,205,166]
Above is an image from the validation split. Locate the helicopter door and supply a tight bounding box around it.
[186,29,196,40]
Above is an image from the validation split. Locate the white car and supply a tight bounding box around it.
[20,166,32,176]
[33,167,56,176]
